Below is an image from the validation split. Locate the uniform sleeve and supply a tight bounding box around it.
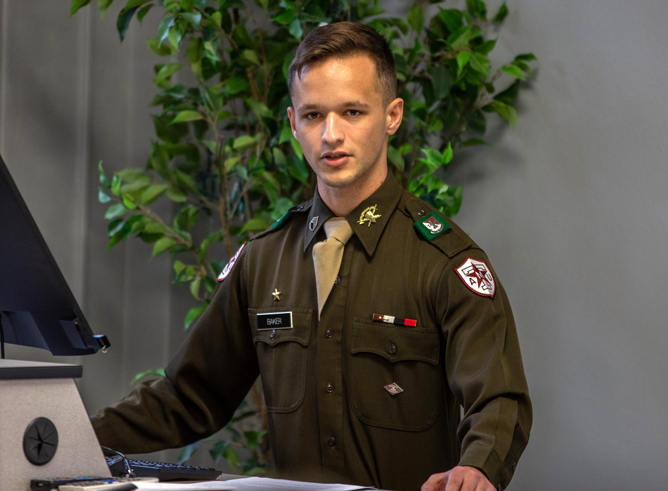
[436,248,532,490]
[90,245,260,454]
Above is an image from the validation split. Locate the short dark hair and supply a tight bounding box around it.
[288,21,397,109]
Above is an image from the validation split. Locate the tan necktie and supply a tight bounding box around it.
[312,217,354,319]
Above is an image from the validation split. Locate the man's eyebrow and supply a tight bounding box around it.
[299,101,372,111]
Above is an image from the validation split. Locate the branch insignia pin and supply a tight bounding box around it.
[309,216,319,231]
[357,205,381,227]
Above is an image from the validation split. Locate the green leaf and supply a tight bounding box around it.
[179,440,204,464]
[242,49,260,65]
[469,52,489,75]
[182,12,202,28]
[289,19,303,40]
[501,64,526,81]
[98,161,111,188]
[484,100,517,126]
[105,203,126,220]
[462,138,488,147]
[173,260,185,275]
[190,276,202,299]
[493,2,509,23]
[116,6,138,42]
[407,4,424,32]
[111,175,122,196]
[243,430,267,449]
[131,368,165,384]
[466,0,487,20]
[224,155,242,172]
[443,142,453,164]
[431,65,453,100]
[185,305,206,330]
[456,51,471,74]
[147,37,172,56]
[226,75,249,95]
[124,0,152,8]
[475,39,497,55]
[99,188,112,203]
[166,186,188,203]
[494,80,519,105]
[152,237,176,257]
[240,218,270,234]
[157,16,175,46]
[98,0,113,18]
[141,184,168,205]
[155,62,181,87]
[137,4,152,23]
[233,135,256,151]
[171,110,204,124]
[70,0,92,16]
[272,9,295,25]
[515,53,537,62]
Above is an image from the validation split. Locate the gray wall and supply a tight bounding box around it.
[1,0,667,488]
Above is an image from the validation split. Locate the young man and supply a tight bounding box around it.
[92,22,531,491]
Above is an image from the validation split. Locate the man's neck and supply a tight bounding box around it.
[318,167,388,217]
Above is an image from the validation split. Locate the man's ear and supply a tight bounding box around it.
[386,98,404,136]
[287,106,299,141]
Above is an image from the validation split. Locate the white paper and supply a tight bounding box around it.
[193,476,375,491]
[132,483,235,490]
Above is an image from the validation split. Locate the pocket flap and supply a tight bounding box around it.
[249,307,312,347]
[351,320,440,365]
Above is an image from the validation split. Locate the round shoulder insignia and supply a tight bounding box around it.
[455,257,496,298]
[217,242,246,282]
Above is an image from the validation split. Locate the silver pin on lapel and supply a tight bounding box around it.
[309,216,319,231]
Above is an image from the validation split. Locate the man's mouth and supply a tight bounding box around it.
[321,152,351,165]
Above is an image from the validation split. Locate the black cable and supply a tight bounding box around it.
[101,446,136,478]
[0,312,5,359]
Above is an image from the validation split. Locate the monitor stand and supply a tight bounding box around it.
[0,360,111,491]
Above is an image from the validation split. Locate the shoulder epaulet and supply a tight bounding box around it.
[405,198,472,258]
[249,200,313,242]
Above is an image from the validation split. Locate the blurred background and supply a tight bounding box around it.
[1,0,667,489]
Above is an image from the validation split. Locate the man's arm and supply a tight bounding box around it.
[91,245,260,454]
[425,248,532,491]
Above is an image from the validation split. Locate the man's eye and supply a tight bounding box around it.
[348,110,361,116]
[305,112,318,120]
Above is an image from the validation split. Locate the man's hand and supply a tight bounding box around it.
[421,466,495,491]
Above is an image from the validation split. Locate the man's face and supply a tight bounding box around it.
[287,55,403,197]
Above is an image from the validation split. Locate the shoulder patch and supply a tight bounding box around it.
[414,211,451,241]
[272,211,290,231]
[217,242,246,282]
[404,198,472,258]
[455,257,496,298]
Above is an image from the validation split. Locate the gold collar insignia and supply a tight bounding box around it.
[357,205,381,227]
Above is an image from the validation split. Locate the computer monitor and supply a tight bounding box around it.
[0,153,109,356]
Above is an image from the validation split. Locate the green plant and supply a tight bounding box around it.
[75,0,536,474]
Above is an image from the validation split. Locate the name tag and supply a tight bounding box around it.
[257,312,293,330]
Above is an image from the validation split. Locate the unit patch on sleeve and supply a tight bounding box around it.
[217,242,246,282]
[455,257,496,298]
[414,211,451,241]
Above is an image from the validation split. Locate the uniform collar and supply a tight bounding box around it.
[303,175,403,257]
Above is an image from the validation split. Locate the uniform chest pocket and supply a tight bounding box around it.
[249,307,313,413]
[350,320,442,431]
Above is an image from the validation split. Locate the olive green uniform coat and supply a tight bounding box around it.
[91,176,532,491]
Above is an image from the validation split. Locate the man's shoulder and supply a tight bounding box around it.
[396,190,480,259]
[248,199,313,243]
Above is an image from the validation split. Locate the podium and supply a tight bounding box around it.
[0,360,111,491]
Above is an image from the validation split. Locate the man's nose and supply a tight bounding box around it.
[322,113,344,145]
